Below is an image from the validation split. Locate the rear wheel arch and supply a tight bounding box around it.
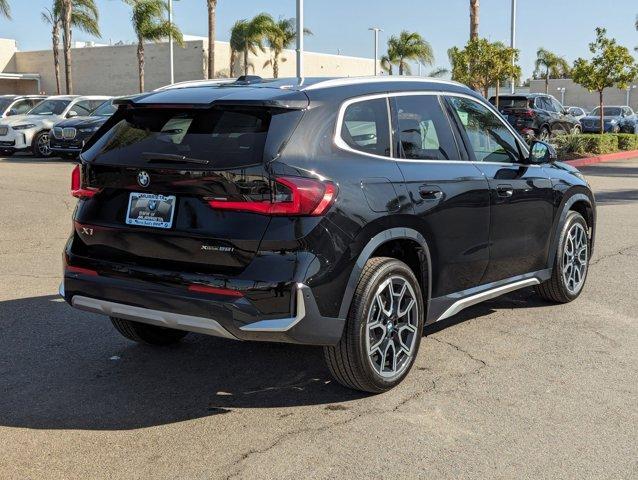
[338,228,432,320]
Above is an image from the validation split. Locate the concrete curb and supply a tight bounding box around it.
[565,150,638,167]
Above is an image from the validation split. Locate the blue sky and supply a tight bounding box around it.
[1,0,637,78]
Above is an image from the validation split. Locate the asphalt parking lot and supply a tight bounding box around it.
[0,156,636,479]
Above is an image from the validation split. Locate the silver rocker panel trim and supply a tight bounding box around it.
[436,277,541,321]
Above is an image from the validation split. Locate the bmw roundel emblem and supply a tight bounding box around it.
[137,170,150,188]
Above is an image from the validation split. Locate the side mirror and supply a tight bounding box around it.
[67,110,78,118]
[528,140,557,164]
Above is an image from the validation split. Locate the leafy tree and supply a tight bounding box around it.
[0,0,10,19]
[262,17,311,78]
[384,31,434,75]
[572,27,638,134]
[449,38,520,101]
[206,0,217,79]
[534,48,570,94]
[229,13,273,76]
[428,67,449,78]
[41,0,100,95]
[470,0,479,40]
[125,0,183,92]
[380,52,398,75]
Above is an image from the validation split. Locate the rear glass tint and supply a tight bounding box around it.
[84,107,272,168]
[491,97,531,109]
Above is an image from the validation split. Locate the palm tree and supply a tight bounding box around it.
[263,17,311,78]
[41,0,100,95]
[206,0,217,78]
[59,0,74,93]
[0,0,11,19]
[385,31,434,75]
[428,67,449,78]
[534,47,570,94]
[229,13,273,76]
[125,0,183,93]
[470,0,479,40]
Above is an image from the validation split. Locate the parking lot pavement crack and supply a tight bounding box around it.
[428,336,489,370]
[222,411,371,479]
[590,244,638,266]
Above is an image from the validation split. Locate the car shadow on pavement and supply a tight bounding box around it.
[0,289,549,431]
[580,164,638,178]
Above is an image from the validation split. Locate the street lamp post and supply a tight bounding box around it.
[626,85,636,107]
[509,0,517,94]
[168,0,175,85]
[557,87,566,105]
[296,0,304,78]
[368,27,382,76]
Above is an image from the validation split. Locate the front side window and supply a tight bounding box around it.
[71,101,94,116]
[394,95,458,160]
[340,98,390,157]
[10,100,33,115]
[446,96,522,164]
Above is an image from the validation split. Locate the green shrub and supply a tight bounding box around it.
[552,133,620,155]
[615,133,638,151]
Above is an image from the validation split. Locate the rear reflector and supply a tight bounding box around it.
[65,265,99,276]
[208,176,337,216]
[71,164,101,198]
[187,284,244,297]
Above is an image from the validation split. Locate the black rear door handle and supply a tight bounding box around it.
[419,186,443,200]
[496,185,514,197]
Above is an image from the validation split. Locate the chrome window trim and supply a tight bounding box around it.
[334,90,534,167]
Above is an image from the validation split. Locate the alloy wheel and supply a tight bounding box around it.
[38,133,51,157]
[366,275,419,379]
[562,223,588,295]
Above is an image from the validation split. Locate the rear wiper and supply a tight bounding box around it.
[142,152,209,165]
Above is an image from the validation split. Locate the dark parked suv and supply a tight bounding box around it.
[61,77,596,393]
[489,93,581,141]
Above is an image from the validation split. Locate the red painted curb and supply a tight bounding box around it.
[565,150,638,167]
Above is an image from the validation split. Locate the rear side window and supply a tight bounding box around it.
[84,107,272,168]
[340,98,391,157]
[394,95,458,160]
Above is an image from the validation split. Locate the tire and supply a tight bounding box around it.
[538,126,551,141]
[110,317,189,345]
[536,211,590,303]
[32,131,52,157]
[323,257,425,393]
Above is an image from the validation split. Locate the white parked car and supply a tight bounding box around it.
[0,95,48,118]
[0,95,110,157]
[565,106,588,121]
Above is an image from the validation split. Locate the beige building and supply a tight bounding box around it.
[529,78,638,111]
[0,36,377,96]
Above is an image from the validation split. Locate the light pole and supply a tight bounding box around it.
[626,85,636,107]
[296,0,304,78]
[369,27,382,76]
[168,0,175,85]
[509,0,517,93]
[557,87,566,105]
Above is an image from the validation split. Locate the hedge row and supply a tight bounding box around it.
[552,133,638,156]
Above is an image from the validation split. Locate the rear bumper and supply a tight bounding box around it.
[60,270,345,346]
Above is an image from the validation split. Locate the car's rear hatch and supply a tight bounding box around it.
[491,96,535,125]
[73,86,307,275]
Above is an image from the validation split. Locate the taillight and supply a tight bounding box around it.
[71,164,101,198]
[208,176,337,216]
[187,284,244,297]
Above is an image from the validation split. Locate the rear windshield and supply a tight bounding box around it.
[490,97,531,109]
[83,107,272,168]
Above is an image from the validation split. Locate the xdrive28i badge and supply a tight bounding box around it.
[137,170,150,187]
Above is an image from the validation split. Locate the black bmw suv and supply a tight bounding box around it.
[50,99,116,159]
[61,77,596,393]
[489,93,581,141]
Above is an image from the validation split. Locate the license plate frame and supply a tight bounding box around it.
[125,192,176,229]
